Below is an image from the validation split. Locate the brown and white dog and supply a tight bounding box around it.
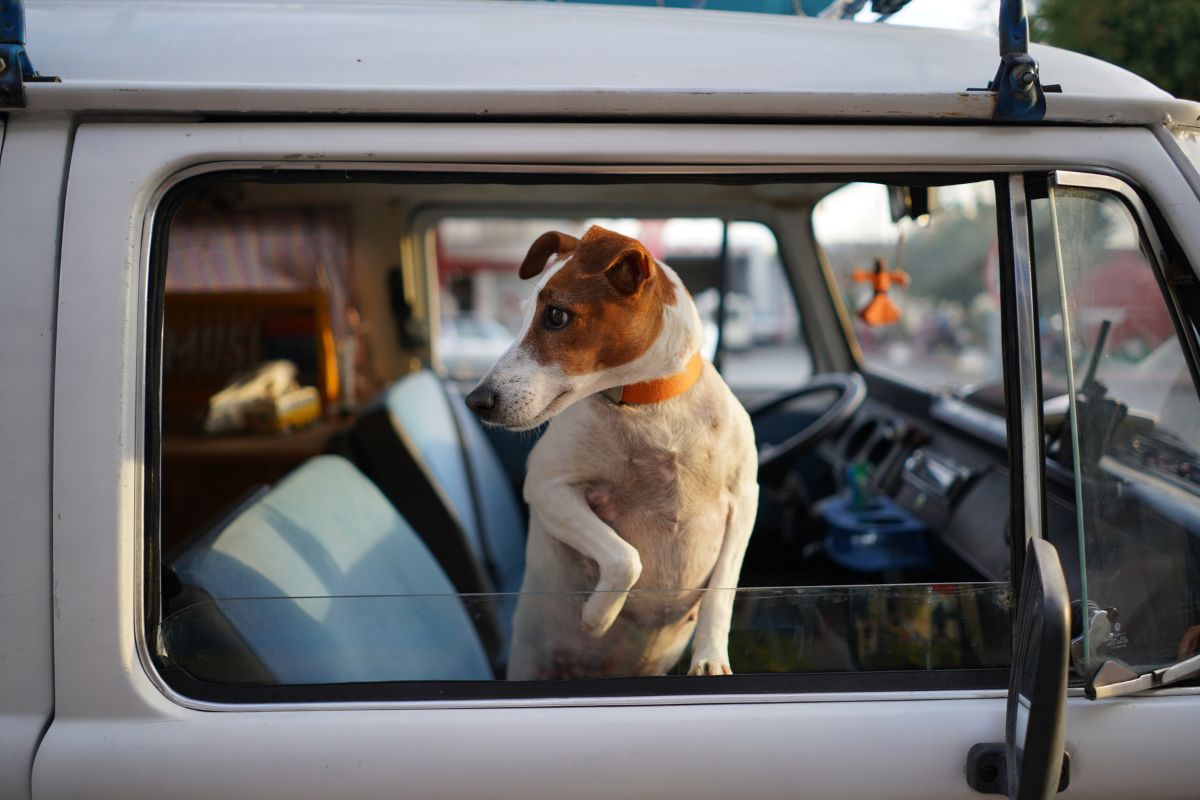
[466,225,758,678]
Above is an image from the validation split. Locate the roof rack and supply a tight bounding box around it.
[1,0,56,108]
[970,0,1061,122]
[817,0,912,22]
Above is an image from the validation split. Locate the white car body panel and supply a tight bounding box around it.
[28,119,1200,798]
[0,115,69,800]
[22,0,1199,125]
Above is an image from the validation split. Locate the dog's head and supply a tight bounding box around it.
[465,225,702,430]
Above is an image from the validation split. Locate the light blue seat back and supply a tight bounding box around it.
[172,455,491,683]
[382,372,485,558]
[382,370,526,594]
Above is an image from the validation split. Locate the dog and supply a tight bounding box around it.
[466,225,758,679]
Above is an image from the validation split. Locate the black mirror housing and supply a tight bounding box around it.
[968,538,1070,798]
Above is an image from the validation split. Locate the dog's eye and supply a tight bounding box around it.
[543,306,570,330]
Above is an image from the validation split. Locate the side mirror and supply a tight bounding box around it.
[968,538,1070,798]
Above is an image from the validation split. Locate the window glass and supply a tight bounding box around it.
[160,583,1010,685]
[152,175,1012,700]
[1037,183,1200,678]
[434,217,808,394]
[815,181,1001,394]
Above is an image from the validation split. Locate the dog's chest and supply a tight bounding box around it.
[587,390,727,498]
[569,388,735,590]
[585,431,714,515]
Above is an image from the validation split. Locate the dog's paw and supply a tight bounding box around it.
[688,656,733,676]
[580,546,641,638]
[581,590,628,638]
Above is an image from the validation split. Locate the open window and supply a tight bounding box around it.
[146,170,1043,704]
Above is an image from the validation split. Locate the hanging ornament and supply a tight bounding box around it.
[852,257,909,327]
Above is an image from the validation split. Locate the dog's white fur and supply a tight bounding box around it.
[476,245,758,678]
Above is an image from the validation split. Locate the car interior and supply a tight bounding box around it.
[149,172,1200,698]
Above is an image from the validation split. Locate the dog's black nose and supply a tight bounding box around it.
[466,385,497,416]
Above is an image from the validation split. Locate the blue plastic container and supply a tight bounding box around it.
[823,495,930,573]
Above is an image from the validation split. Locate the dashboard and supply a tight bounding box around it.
[816,392,1014,583]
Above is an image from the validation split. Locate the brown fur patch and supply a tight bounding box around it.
[520,226,677,376]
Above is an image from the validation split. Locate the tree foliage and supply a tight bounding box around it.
[1031,0,1200,101]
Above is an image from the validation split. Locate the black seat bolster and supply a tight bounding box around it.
[161,576,276,686]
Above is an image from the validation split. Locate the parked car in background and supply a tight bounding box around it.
[438,313,515,382]
[4,1,1200,799]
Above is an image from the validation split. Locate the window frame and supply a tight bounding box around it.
[58,128,1190,714]
[141,165,1035,708]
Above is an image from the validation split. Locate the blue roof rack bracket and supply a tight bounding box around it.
[1,0,55,108]
[968,0,1060,122]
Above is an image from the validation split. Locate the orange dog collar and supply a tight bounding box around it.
[617,351,705,405]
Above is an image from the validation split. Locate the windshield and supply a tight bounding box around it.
[814,180,1001,395]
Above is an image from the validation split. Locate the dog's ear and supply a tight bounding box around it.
[574,225,654,296]
[602,248,654,296]
[519,231,580,279]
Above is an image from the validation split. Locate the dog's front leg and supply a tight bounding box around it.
[689,476,759,676]
[524,476,642,638]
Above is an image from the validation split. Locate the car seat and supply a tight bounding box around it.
[330,370,527,596]
[167,455,492,684]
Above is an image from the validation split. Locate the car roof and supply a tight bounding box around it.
[22,0,1200,126]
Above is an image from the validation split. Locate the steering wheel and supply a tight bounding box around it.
[750,372,867,480]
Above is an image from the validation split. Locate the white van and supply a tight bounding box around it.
[4,1,1200,798]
